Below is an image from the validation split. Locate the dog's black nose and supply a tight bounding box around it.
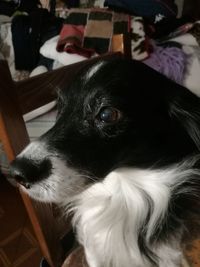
[10,157,52,188]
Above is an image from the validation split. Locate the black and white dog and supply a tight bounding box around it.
[10,58,200,267]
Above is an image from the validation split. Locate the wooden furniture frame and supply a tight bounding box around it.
[0,53,123,267]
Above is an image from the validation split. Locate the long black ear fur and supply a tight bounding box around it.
[169,87,200,150]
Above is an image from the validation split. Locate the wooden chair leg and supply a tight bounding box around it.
[0,61,64,267]
[0,53,123,267]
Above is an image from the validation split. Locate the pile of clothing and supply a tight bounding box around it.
[143,21,200,95]
[0,0,200,96]
[0,0,64,80]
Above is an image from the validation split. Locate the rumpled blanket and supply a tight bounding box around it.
[56,8,150,60]
[144,42,187,85]
[143,21,200,97]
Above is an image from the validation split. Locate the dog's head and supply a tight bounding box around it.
[10,58,200,203]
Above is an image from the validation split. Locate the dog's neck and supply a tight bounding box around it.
[68,163,198,267]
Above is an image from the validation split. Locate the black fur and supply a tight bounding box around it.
[44,58,199,173]
[11,58,200,262]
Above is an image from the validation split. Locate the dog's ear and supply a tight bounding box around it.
[168,88,200,150]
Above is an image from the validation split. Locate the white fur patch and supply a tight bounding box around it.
[70,163,198,267]
[19,141,50,161]
[18,140,198,267]
[85,61,105,81]
[18,141,87,203]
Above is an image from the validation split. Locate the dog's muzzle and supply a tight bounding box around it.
[10,156,52,189]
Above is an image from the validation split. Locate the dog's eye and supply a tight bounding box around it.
[98,107,121,123]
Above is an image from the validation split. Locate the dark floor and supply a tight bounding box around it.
[0,174,42,267]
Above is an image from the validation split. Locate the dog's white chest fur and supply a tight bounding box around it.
[71,167,185,267]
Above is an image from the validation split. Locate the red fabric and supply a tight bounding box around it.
[57,24,84,51]
[56,24,94,57]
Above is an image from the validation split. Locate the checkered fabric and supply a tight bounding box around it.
[56,8,130,57]
[56,8,150,59]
